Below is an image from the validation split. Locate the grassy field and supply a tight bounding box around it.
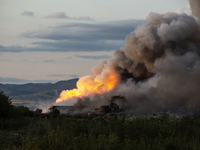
[1,114,200,150]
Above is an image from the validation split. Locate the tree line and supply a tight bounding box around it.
[0,90,57,118]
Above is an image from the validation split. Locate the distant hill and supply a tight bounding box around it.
[0,78,79,102]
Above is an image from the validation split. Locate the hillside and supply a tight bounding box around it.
[0,78,78,102]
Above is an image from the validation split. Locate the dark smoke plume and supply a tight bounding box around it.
[74,1,200,114]
[189,0,200,22]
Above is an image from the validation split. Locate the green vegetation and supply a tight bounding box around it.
[35,108,43,114]
[0,91,39,118]
[0,91,13,118]
[49,108,60,115]
[1,91,200,149]
[1,115,200,150]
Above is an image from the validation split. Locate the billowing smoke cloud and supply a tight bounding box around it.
[61,1,200,114]
[189,0,200,22]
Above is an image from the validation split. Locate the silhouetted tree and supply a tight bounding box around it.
[35,108,42,114]
[50,108,60,115]
[16,106,34,116]
[0,91,12,118]
[109,95,126,112]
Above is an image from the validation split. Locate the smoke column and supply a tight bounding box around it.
[189,0,200,22]
[57,0,200,114]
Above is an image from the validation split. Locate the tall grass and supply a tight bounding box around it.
[1,115,200,150]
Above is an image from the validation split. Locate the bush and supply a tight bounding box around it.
[15,106,34,117]
[35,108,42,114]
[0,90,36,118]
[33,108,43,117]
[49,108,60,115]
[1,115,200,150]
[0,91,12,118]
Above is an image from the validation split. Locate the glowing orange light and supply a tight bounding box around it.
[56,70,120,103]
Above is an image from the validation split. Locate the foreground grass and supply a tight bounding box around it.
[1,114,200,150]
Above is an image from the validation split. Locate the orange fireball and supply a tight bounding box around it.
[56,70,120,103]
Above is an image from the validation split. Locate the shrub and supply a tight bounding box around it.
[49,108,60,115]
[35,108,42,114]
[0,91,12,118]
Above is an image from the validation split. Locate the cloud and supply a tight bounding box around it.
[48,74,66,77]
[72,16,94,21]
[0,77,56,84]
[21,11,34,17]
[1,19,144,52]
[68,74,79,78]
[0,44,5,49]
[43,59,56,62]
[0,45,49,52]
[21,20,144,42]
[31,40,123,52]
[44,12,68,19]
[0,45,26,52]
[75,54,111,59]
[0,41,121,52]
[66,57,72,59]
[18,19,144,52]
[44,12,94,21]
[0,77,28,83]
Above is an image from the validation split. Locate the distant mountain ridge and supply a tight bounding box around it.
[0,78,79,101]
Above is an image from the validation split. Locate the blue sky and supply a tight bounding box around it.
[0,0,190,84]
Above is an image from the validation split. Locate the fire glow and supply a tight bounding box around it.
[56,70,120,103]
[53,0,200,114]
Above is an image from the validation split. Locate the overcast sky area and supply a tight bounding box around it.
[0,0,190,84]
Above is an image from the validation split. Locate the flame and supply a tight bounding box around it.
[56,70,120,103]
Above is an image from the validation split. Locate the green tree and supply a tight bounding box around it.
[0,91,12,118]
[109,95,126,112]
[35,108,42,114]
[16,105,34,116]
[50,108,60,115]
